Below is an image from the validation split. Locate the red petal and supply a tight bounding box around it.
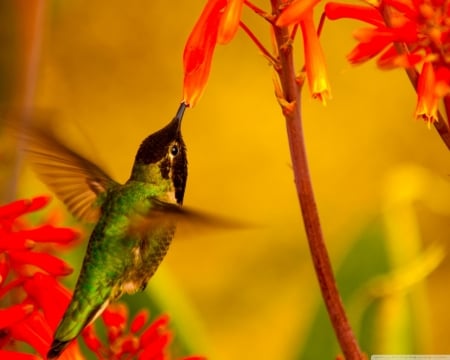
[0,253,10,285]
[0,303,34,329]
[0,196,50,220]
[138,332,171,360]
[139,314,170,348]
[81,325,102,354]
[0,278,26,300]
[21,225,80,244]
[347,30,393,64]
[102,303,128,328]
[382,0,419,19]
[324,2,385,26]
[24,273,71,331]
[0,232,34,251]
[377,45,423,69]
[434,66,450,97]
[9,251,73,276]
[9,310,52,356]
[0,350,40,360]
[119,336,139,355]
[131,309,149,333]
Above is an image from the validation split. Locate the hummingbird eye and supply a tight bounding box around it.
[170,144,179,156]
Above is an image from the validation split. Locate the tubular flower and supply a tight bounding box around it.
[0,196,82,359]
[276,4,332,103]
[324,0,450,123]
[183,0,243,107]
[299,9,332,103]
[82,303,205,360]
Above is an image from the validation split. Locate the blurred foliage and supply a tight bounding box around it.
[0,1,450,359]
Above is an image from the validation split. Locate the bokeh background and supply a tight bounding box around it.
[1,1,450,359]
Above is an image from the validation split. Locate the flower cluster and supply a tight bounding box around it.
[82,303,205,360]
[183,0,331,107]
[0,195,81,359]
[324,0,450,123]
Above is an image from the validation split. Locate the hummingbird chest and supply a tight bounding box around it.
[90,183,178,296]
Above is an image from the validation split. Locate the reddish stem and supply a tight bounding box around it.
[271,1,364,359]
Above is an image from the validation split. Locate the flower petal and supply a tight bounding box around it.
[324,2,385,26]
[0,303,34,329]
[183,0,227,107]
[218,0,244,44]
[131,309,149,333]
[139,314,170,348]
[23,273,71,331]
[300,10,331,104]
[21,225,80,244]
[276,0,322,26]
[0,350,40,360]
[415,61,438,122]
[9,310,52,356]
[0,196,50,220]
[9,251,73,276]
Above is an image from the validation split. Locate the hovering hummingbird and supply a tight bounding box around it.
[15,103,194,358]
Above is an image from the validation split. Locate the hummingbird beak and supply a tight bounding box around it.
[173,102,187,133]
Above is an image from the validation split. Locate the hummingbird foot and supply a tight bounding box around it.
[47,339,71,359]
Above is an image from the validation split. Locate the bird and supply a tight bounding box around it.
[13,103,193,358]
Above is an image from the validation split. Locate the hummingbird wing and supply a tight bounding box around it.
[15,122,119,222]
[129,198,251,237]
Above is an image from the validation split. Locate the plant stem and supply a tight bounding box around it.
[271,2,364,359]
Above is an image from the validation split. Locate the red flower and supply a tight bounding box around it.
[324,0,450,122]
[0,196,81,358]
[82,303,205,360]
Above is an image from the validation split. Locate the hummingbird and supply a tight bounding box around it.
[16,103,191,358]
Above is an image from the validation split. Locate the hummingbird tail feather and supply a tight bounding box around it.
[47,339,71,359]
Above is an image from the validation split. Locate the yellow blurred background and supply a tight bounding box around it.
[1,0,450,359]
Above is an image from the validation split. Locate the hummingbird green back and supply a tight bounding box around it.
[17,104,188,359]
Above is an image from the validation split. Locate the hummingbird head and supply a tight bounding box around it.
[131,103,188,205]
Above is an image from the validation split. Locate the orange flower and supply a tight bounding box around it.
[218,0,244,44]
[276,0,322,26]
[299,9,331,103]
[415,61,438,122]
[325,0,450,122]
[276,4,331,103]
[183,0,244,107]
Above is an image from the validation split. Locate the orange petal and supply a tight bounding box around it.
[183,0,227,107]
[300,10,331,104]
[218,0,244,44]
[276,0,322,26]
[324,2,384,26]
[415,61,438,123]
